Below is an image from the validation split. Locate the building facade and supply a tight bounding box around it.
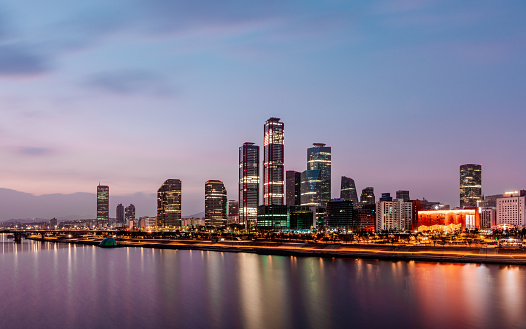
[205,180,228,227]
[227,200,239,224]
[239,142,259,229]
[416,209,480,231]
[340,176,358,205]
[116,203,124,226]
[376,200,412,232]
[355,203,376,232]
[286,170,301,206]
[300,169,322,207]
[496,191,526,228]
[360,187,375,205]
[257,205,289,230]
[307,143,331,206]
[396,190,410,202]
[460,164,482,208]
[263,117,284,206]
[96,184,109,227]
[157,179,182,228]
[326,199,355,231]
[125,204,136,226]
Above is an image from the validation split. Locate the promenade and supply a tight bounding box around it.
[28,235,526,266]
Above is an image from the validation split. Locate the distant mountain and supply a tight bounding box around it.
[0,188,157,221]
[185,211,204,218]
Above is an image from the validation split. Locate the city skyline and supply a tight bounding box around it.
[1,1,526,216]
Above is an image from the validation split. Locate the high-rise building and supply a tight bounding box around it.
[96,184,109,227]
[125,204,136,226]
[396,190,410,202]
[360,187,375,205]
[307,143,331,206]
[205,180,228,227]
[340,176,358,205]
[157,179,182,228]
[116,203,124,226]
[300,169,322,207]
[263,117,285,206]
[286,170,301,206]
[460,164,482,208]
[228,200,239,224]
[496,190,526,228]
[239,142,259,228]
[376,199,412,232]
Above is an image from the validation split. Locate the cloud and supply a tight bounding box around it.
[0,44,48,76]
[83,70,174,96]
[14,146,56,156]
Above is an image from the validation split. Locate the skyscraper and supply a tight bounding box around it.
[125,204,136,226]
[307,143,331,206]
[239,142,259,228]
[263,117,284,205]
[300,169,322,207]
[96,184,109,227]
[116,203,124,226]
[157,179,182,227]
[286,170,301,206]
[460,164,482,208]
[340,176,358,204]
[360,187,375,205]
[205,180,228,227]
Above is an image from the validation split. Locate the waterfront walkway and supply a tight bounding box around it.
[28,235,526,265]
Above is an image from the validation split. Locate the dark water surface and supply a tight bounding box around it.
[0,236,525,329]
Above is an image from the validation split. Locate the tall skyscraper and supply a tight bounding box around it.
[300,169,322,207]
[307,143,331,206]
[360,187,375,205]
[157,179,182,227]
[263,117,284,205]
[125,204,136,225]
[286,170,301,206]
[396,190,410,202]
[460,164,482,208]
[239,142,259,228]
[205,180,228,227]
[96,184,109,227]
[116,203,124,226]
[340,176,358,204]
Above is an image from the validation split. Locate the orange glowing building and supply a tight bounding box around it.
[416,209,480,232]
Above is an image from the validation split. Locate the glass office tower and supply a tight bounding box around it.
[96,184,109,227]
[157,179,182,227]
[263,117,284,205]
[340,176,358,204]
[307,143,331,207]
[239,142,259,229]
[205,180,228,227]
[460,164,482,208]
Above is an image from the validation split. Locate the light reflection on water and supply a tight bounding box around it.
[0,235,525,329]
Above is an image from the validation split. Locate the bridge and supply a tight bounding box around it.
[0,229,257,243]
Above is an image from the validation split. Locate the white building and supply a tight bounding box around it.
[496,190,526,228]
[376,200,412,232]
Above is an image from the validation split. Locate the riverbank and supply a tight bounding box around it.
[28,236,526,265]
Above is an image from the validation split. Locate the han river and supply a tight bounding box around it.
[1,235,525,329]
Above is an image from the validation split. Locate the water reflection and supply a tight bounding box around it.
[1,236,526,328]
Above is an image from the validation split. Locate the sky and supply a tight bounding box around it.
[1,0,525,217]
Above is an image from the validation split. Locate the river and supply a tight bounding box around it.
[0,235,524,329]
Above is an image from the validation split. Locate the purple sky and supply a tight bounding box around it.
[1,0,525,217]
